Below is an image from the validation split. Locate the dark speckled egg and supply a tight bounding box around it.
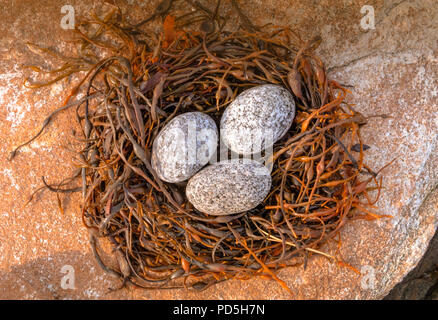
[220,84,296,155]
[186,159,271,215]
[152,112,218,183]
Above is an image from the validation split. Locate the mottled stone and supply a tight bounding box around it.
[220,84,295,155]
[186,159,271,215]
[151,112,218,183]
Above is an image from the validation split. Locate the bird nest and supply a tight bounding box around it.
[11,1,390,293]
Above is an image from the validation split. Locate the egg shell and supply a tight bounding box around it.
[152,112,218,183]
[220,84,296,155]
[186,159,272,215]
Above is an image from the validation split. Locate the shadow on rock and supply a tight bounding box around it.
[0,250,127,299]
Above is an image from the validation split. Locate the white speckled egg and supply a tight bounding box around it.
[220,84,296,155]
[186,159,272,215]
[152,112,218,183]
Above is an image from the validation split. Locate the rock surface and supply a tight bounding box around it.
[220,84,296,155]
[384,222,438,300]
[0,0,437,300]
[186,159,271,215]
[152,112,218,183]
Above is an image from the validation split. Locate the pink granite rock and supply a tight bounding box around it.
[0,0,437,299]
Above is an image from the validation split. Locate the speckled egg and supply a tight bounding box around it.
[220,84,296,155]
[151,112,218,183]
[186,159,272,215]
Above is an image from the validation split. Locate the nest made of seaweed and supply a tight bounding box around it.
[12,1,389,294]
